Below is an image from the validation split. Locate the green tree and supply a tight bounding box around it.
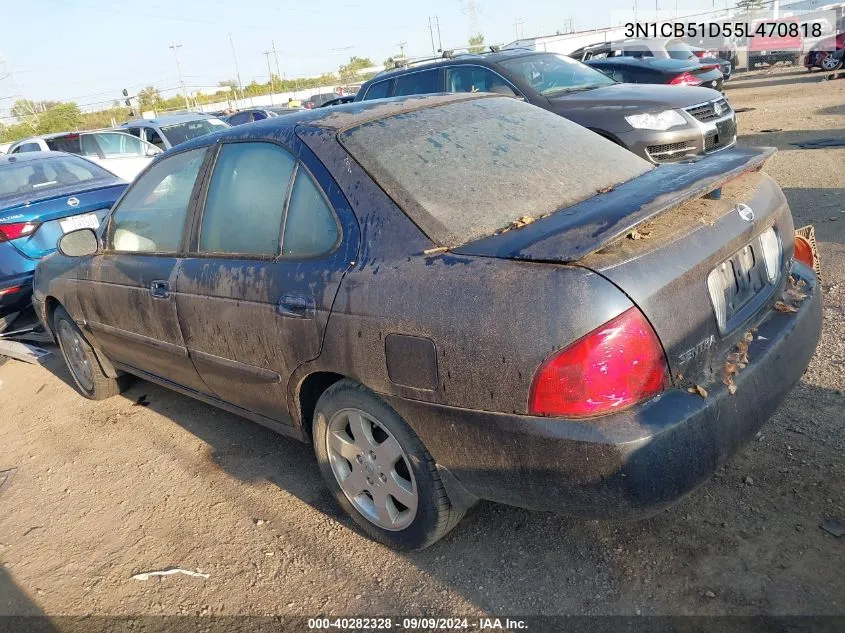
[468,33,485,54]
[36,102,82,134]
[735,0,767,18]
[218,79,239,89]
[338,56,375,82]
[136,86,162,111]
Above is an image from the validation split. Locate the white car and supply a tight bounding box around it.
[7,131,161,181]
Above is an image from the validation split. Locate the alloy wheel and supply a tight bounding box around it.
[326,407,418,531]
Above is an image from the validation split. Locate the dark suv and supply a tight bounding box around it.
[355,48,736,163]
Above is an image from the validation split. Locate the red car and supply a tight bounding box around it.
[804,32,845,71]
[748,18,803,68]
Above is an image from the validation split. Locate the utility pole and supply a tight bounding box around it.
[271,40,283,97]
[228,32,244,105]
[396,41,407,58]
[428,17,437,55]
[435,16,443,51]
[263,50,276,105]
[169,43,190,110]
[514,18,526,40]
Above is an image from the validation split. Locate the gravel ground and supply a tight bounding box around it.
[0,66,843,620]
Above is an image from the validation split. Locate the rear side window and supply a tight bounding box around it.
[199,142,296,255]
[340,97,652,247]
[393,70,440,96]
[46,136,82,154]
[364,80,391,100]
[16,143,42,153]
[109,148,207,253]
[282,168,339,257]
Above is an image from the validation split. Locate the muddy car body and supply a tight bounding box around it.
[33,95,821,550]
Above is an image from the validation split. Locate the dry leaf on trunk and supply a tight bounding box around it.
[728,383,738,395]
[688,385,708,398]
[774,301,798,313]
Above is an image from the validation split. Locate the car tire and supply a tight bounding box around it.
[53,306,122,400]
[821,55,843,71]
[312,379,465,550]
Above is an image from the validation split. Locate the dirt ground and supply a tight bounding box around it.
[1,66,843,620]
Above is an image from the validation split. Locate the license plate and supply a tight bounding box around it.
[59,213,100,234]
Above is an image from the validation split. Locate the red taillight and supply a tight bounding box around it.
[693,51,706,58]
[0,286,23,297]
[0,222,39,242]
[793,235,815,269]
[528,307,669,418]
[669,72,702,86]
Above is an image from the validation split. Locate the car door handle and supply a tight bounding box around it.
[278,294,316,319]
[150,280,170,299]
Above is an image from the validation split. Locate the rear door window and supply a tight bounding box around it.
[446,67,517,95]
[393,69,441,96]
[363,79,392,100]
[88,132,145,156]
[16,142,42,153]
[199,142,296,255]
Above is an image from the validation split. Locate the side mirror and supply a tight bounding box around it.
[145,146,162,157]
[58,229,99,258]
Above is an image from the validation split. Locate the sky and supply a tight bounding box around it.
[1,0,722,111]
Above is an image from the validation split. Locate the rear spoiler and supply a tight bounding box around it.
[454,146,776,263]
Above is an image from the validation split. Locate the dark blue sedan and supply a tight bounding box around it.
[0,152,126,315]
[33,95,820,550]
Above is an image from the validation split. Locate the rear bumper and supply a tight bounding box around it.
[385,266,822,518]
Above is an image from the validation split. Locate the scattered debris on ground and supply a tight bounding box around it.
[131,568,210,581]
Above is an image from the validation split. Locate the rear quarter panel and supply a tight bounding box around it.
[293,128,634,420]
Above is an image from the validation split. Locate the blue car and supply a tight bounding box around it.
[0,151,127,315]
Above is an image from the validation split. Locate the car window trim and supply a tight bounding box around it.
[187,137,343,263]
[445,64,525,99]
[364,78,394,100]
[101,145,214,257]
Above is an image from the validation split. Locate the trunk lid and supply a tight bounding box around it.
[0,183,125,259]
[455,146,792,384]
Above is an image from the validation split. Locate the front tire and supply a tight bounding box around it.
[312,379,465,550]
[53,306,122,400]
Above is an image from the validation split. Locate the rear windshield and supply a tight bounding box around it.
[0,156,112,204]
[339,97,652,246]
[160,118,227,145]
[666,40,696,61]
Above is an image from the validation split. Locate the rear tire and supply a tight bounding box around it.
[53,306,122,400]
[312,379,465,550]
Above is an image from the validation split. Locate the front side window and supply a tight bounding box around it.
[393,70,440,97]
[144,128,166,149]
[446,67,517,95]
[109,148,206,253]
[364,80,391,100]
[199,142,296,255]
[88,132,145,157]
[498,53,615,96]
[282,168,339,257]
